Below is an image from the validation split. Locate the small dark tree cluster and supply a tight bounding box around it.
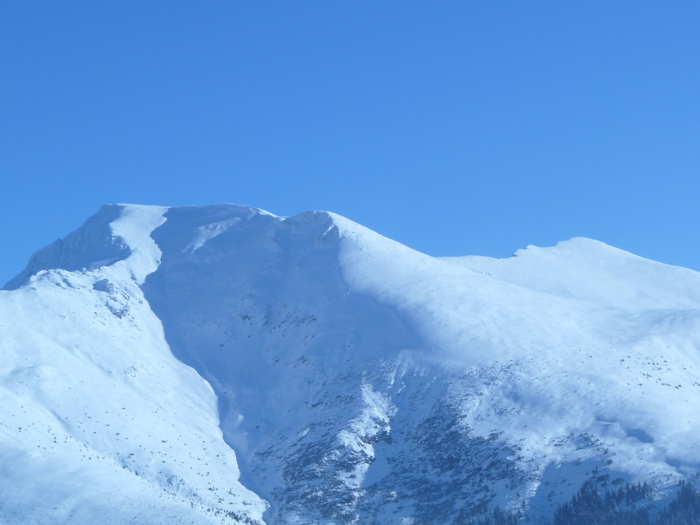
[475,505,522,525]
[553,479,651,525]
[655,482,700,525]
[553,479,700,525]
[461,478,700,525]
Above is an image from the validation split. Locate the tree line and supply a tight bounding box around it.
[472,478,700,525]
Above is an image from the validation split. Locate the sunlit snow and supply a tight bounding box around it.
[1,203,699,524]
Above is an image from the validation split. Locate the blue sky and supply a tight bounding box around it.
[2,2,699,285]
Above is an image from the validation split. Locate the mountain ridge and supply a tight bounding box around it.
[2,203,700,525]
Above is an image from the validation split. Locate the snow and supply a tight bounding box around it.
[109,204,168,283]
[2,203,700,524]
[0,205,266,525]
[440,237,700,310]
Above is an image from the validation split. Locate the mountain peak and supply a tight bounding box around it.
[4,204,168,289]
[4,204,700,524]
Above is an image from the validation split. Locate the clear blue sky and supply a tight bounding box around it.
[2,2,699,285]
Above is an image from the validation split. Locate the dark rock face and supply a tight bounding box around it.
[246,369,532,525]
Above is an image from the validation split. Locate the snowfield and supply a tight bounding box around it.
[1,203,699,524]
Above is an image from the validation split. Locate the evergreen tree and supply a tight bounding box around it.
[655,482,700,525]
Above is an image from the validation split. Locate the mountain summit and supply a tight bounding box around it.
[2,204,700,525]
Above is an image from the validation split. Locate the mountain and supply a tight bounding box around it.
[2,203,700,525]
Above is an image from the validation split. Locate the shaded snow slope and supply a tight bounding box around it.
[3,203,700,525]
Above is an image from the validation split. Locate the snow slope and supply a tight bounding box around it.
[3,203,700,524]
[0,205,266,525]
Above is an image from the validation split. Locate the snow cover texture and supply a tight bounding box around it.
[2,203,700,525]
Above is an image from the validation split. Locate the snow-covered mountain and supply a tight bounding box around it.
[2,204,700,525]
